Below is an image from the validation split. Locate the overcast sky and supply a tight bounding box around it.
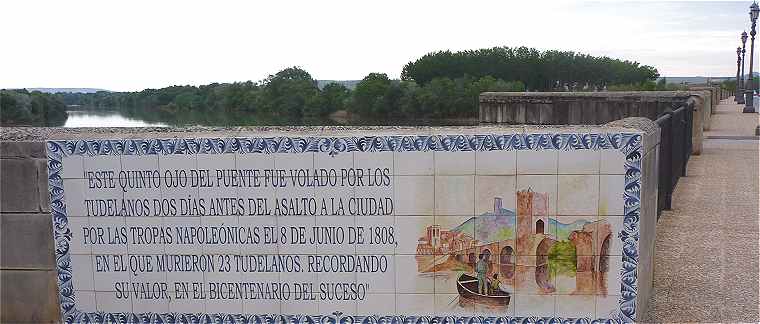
[1,0,757,91]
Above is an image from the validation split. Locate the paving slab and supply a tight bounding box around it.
[647,98,760,323]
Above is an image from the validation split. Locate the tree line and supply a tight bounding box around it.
[4,46,673,126]
[401,46,660,90]
[0,89,67,126]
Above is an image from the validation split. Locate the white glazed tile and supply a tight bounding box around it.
[243,299,280,315]
[434,151,475,175]
[355,216,395,255]
[356,254,394,293]
[282,299,319,316]
[236,153,274,170]
[83,155,121,176]
[516,175,558,216]
[393,176,434,215]
[355,151,393,174]
[434,293,474,316]
[95,291,132,313]
[314,150,353,170]
[205,298,243,314]
[277,217,316,255]
[358,293,395,314]
[125,217,165,254]
[433,272,463,294]
[72,255,94,291]
[163,216,201,254]
[274,152,313,171]
[394,151,433,175]
[63,178,87,216]
[319,298,357,316]
[67,217,91,254]
[159,154,197,173]
[601,256,624,296]
[273,181,314,216]
[558,150,600,174]
[475,175,517,216]
[557,175,599,215]
[197,153,235,170]
[161,180,200,215]
[514,294,555,317]
[170,298,206,313]
[198,178,241,217]
[315,216,356,254]
[129,255,168,287]
[596,295,621,319]
[476,150,516,175]
[201,216,240,254]
[62,155,84,179]
[238,216,278,254]
[599,175,625,215]
[121,154,158,171]
[315,180,354,217]
[132,298,169,313]
[243,299,282,315]
[88,217,128,255]
[395,255,433,293]
[600,216,624,256]
[75,291,97,312]
[394,216,434,255]
[395,293,434,315]
[204,258,242,285]
[434,176,474,216]
[600,149,626,174]
[556,294,595,318]
[517,150,558,175]
[93,262,130,291]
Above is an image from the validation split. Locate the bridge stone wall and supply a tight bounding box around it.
[0,122,660,322]
[0,142,60,323]
[478,91,710,154]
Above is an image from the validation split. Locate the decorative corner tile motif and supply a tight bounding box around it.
[46,132,642,323]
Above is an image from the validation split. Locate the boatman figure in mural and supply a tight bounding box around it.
[476,253,488,294]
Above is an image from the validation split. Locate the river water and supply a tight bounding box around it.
[64,110,167,128]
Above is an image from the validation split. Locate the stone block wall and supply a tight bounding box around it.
[478,91,706,155]
[0,142,60,323]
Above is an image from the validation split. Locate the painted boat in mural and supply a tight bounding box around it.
[456,274,510,307]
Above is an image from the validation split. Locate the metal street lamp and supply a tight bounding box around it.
[741,31,748,89]
[737,46,743,103]
[744,1,759,112]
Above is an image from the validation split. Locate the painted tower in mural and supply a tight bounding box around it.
[516,189,549,255]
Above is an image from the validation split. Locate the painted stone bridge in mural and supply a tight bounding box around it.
[416,189,612,295]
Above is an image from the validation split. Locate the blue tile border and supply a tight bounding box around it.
[46,132,642,324]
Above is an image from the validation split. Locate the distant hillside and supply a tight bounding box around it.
[658,75,747,85]
[26,88,109,94]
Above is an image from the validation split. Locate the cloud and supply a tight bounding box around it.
[0,0,753,90]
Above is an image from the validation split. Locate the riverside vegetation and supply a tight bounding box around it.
[2,46,691,126]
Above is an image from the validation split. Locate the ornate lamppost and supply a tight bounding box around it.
[743,1,759,113]
[738,32,748,104]
[737,46,743,102]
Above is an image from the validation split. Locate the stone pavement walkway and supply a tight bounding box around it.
[647,98,759,323]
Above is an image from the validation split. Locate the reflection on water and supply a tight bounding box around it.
[61,107,476,127]
[64,110,167,128]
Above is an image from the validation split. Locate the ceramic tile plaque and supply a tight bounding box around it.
[47,132,642,323]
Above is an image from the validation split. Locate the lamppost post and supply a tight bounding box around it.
[740,31,748,102]
[737,47,743,102]
[743,1,759,112]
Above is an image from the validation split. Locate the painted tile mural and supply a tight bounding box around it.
[46,132,642,323]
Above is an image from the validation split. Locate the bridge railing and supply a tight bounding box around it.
[654,101,693,217]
